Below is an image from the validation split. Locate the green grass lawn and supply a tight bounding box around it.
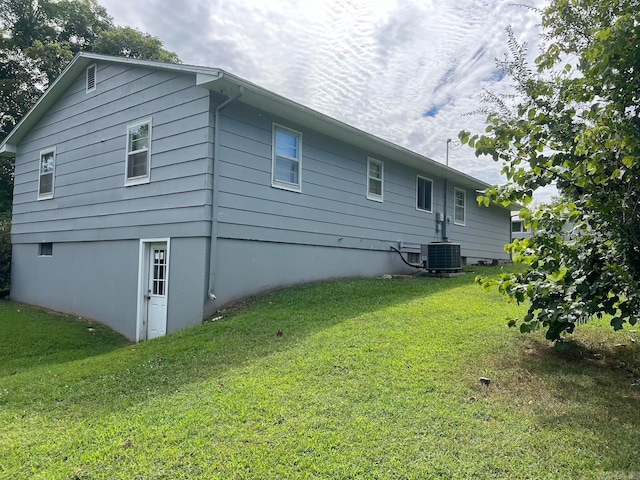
[1,266,639,479]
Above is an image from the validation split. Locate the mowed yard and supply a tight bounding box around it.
[1,266,639,479]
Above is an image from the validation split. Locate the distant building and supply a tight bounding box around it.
[511,213,533,240]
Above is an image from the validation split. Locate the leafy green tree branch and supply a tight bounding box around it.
[461,0,640,340]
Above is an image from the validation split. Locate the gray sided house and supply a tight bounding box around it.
[0,53,512,341]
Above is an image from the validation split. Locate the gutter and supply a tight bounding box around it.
[207,85,244,300]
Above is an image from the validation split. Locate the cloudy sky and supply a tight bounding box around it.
[100,0,551,200]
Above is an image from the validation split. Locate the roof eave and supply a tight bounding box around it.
[0,53,221,151]
[198,71,494,192]
[1,53,90,151]
[1,52,502,201]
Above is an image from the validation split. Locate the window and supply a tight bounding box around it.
[86,64,97,93]
[126,119,151,185]
[512,221,524,233]
[367,157,384,201]
[416,175,433,212]
[38,148,56,199]
[272,124,302,191]
[38,242,53,256]
[454,187,466,225]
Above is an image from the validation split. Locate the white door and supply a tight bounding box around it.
[146,242,168,339]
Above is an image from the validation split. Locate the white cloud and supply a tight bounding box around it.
[100,0,549,196]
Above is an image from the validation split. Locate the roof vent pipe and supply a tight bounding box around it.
[208,86,244,300]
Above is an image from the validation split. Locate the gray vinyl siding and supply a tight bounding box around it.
[214,101,509,261]
[446,185,511,260]
[216,102,434,249]
[11,63,212,244]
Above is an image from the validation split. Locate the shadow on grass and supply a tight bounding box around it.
[0,268,502,414]
[0,300,130,377]
[510,334,640,472]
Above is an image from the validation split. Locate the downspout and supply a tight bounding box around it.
[442,178,448,242]
[509,212,514,262]
[442,138,451,243]
[207,86,244,300]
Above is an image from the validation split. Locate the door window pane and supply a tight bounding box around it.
[152,248,167,296]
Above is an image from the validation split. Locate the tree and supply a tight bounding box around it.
[460,0,640,340]
[0,0,112,132]
[93,26,180,63]
[0,0,180,141]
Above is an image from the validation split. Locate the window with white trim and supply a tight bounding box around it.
[86,64,97,93]
[38,242,53,256]
[126,119,151,185]
[416,175,433,212]
[512,221,524,233]
[454,187,466,225]
[38,148,56,199]
[272,124,302,191]
[367,157,384,201]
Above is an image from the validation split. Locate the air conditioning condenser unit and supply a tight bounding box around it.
[421,242,461,271]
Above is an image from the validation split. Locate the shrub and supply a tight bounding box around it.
[0,217,11,291]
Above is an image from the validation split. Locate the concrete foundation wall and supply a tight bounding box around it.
[204,238,414,317]
[11,237,208,340]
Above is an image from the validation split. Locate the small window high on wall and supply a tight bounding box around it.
[38,148,56,200]
[367,157,384,202]
[125,119,152,185]
[416,175,433,212]
[272,124,302,192]
[454,187,466,226]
